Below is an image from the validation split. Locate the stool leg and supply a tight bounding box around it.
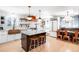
[36,39,39,47]
[32,40,39,52]
[41,38,42,44]
[39,38,40,46]
[37,40,41,52]
[35,40,37,47]
[29,40,32,51]
[34,40,35,49]
[29,40,35,51]
[32,40,35,52]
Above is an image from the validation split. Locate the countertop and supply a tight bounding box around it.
[0,30,8,34]
[22,30,46,35]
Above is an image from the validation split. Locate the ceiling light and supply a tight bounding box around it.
[26,6,32,20]
[38,10,42,19]
[63,10,74,22]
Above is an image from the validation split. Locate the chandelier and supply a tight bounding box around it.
[63,11,74,22]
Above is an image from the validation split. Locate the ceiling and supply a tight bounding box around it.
[0,6,79,16]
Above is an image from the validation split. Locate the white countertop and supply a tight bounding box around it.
[22,30,46,35]
[0,30,8,34]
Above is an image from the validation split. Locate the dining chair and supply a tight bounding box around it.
[72,30,78,43]
[63,30,70,41]
[57,30,62,40]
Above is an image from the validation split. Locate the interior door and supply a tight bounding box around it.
[51,20,58,37]
[52,20,58,31]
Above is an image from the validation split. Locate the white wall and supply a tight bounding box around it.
[0,10,8,29]
[52,20,58,31]
[4,14,20,30]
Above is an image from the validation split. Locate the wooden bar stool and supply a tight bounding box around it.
[38,35,46,51]
[39,35,46,45]
[29,36,39,51]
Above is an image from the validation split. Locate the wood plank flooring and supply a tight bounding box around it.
[0,36,79,52]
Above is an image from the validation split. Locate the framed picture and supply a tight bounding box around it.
[1,16,4,19]
[1,21,4,24]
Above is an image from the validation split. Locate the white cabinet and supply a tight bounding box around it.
[7,33,21,41]
[7,34,14,41]
[15,34,21,40]
[0,30,21,44]
[0,35,7,43]
[0,31,7,44]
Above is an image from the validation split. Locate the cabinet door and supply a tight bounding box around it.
[0,34,7,44]
[7,35,14,41]
[15,34,21,40]
[7,34,21,41]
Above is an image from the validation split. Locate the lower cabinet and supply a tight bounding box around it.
[15,34,21,40]
[0,32,7,44]
[0,33,21,44]
[0,35,7,44]
[7,34,21,41]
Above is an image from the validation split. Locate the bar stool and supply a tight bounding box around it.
[39,35,46,46]
[29,36,39,51]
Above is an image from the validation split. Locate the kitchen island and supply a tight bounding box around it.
[21,30,46,52]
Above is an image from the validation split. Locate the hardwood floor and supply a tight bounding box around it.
[0,36,79,52]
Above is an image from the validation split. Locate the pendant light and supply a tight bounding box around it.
[38,9,43,22]
[26,6,36,21]
[38,9,45,29]
[39,10,42,19]
[26,6,32,20]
